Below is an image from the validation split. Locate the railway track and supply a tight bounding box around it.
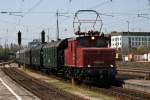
[0,60,13,66]
[117,68,150,80]
[1,67,87,100]
[118,67,150,71]
[82,83,150,100]
[1,62,150,100]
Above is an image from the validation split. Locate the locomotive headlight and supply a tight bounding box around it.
[110,64,114,68]
[88,65,91,67]
[91,36,95,40]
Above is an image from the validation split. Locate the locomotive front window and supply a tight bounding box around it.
[97,39,107,47]
[78,39,89,47]
[77,37,108,47]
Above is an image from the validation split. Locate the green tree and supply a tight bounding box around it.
[137,45,150,54]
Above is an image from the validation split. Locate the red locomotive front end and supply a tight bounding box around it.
[77,48,115,68]
[65,36,116,68]
[64,35,117,83]
[75,36,115,68]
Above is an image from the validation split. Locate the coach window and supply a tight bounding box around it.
[44,49,46,58]
[53,47,54,58]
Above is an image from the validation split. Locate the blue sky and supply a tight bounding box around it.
[0,0,150,45]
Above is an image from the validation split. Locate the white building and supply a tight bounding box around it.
[111,32,150,53]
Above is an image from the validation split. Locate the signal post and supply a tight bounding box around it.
[18,31,21,68]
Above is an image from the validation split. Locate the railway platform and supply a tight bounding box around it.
[0,65,40,100]
[123,79,150,93]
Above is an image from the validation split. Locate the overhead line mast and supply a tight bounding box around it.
[56,10,71,40]
[56,10,59,40]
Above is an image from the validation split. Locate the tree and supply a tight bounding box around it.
[136,45,150,54]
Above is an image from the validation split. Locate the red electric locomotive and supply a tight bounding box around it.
[64,10,116,83]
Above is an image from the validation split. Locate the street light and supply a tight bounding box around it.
[126,21,130,53]
[126,21,130,33]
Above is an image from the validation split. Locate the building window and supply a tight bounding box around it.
[135,37,137,41]
[138,42,140,45]
[129,37,131,41]
[135,42,137,46]
[132,37,134,41]
[132,42,134,46]
[139,37,141,41]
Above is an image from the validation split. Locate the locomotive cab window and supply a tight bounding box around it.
[77,37,108,47]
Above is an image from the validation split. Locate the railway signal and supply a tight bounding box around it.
[17,31,21,68]
[41,30,45,43]
[18,31,21,46]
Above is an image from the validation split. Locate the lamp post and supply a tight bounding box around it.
[126,21,130,33]
[126,21,130,54]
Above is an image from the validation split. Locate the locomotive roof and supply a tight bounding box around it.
[68,35,109,41]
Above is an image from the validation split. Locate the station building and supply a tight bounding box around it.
[111,31,150,54]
